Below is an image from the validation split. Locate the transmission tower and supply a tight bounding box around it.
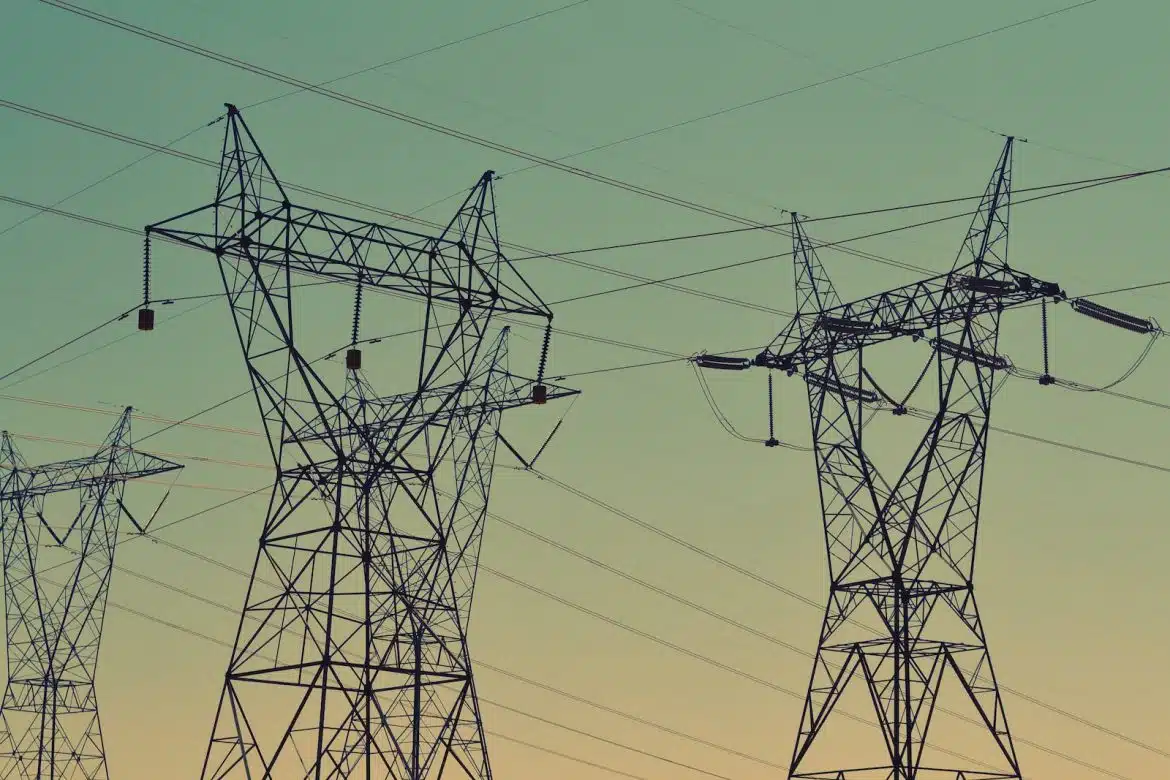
[143,104,577,779]
[0,409,182,779]
[700,138,1071,779]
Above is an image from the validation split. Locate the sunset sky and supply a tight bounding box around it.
[2,1,1169,778]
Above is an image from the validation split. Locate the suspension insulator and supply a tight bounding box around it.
[1070,298,1154,334]
[818,315,872,335]
[695,354,752,371]
[960,276,1018,295]
[930,338,1010,370]
[765,372,779,448]
[805,371,879,403]
[346,349,362,371]
[137,308,155,332]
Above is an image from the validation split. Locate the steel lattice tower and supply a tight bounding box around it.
[145,104,576,779]
[0,409,182,779]
[701,138,1067,779]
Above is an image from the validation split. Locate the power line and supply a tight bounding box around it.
[518,468,1170,764]
[31,0,930,277]
[125,502,988,771]
[99,531,784,775]
[509,166,1170,263]
[0,196,699,396]
[548,166,1170,307]
[0,114,224,239]
[663,0,1003,139]
[6,185,1160,409]
[243,0,595,111]
[0,297,220,392]
[481,698,737,780]
[69,584,662,780]
[0,147,783,316]
[107,564,742,780]
[486,731,653,780]
[22,407,1126,776]
[492,0,1102,174]
[476,664,785,771]
[12,402,1167,768]
[0,305,136,384]
[481,566,1129,778]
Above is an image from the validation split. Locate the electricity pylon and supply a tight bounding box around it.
[0,410,182,779]
[145,104,577,779]
[699,138,1065,779]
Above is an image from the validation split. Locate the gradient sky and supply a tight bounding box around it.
[2,1,1169,778]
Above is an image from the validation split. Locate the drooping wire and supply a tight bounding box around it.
[1009,331,1158,394]
[0,305,137,385]
[691,362,761,443]
[692,363,811,450]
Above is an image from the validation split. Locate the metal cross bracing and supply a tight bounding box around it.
[143,104,578,780]
[0,409,182,780]
[699,138,1072,780]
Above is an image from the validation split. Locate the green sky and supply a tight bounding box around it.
[2,0,1168,778]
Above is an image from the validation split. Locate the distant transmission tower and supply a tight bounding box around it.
[144,104,576,778]
[699,138,1074,779]
[0,409,182,779]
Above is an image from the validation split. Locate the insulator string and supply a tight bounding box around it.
[1041,297,1051,377]
[351,280,364,346]
[142,230,152,306]
[536,319,552,384]
[767,373,776,441]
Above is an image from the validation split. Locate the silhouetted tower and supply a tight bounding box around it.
[0,410,182,779]
[700,139,1069,779]
[144,104,576,779]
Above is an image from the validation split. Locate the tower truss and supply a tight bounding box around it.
[0,410,182,779]
[702,138,1066,779]
[146,104,577,779]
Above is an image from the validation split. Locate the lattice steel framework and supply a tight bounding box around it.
[0,410,182,779]
[704,138,1066,779]
[146,104,577,779]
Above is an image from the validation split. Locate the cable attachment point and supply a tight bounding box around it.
[765,372,779,447]
[533,318,552,404]
[138,229,154,332]
[1038,296,1054,386]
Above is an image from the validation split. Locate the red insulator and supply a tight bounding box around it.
[532,384,548,405]
[346,349,362,371]
[137,308,155,332]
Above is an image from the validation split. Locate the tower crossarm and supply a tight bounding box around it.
[286,378,577,446]
[146,104,551,322]
[0,448,181,500]
[755,263,1063,373]
[149,205,550,319]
